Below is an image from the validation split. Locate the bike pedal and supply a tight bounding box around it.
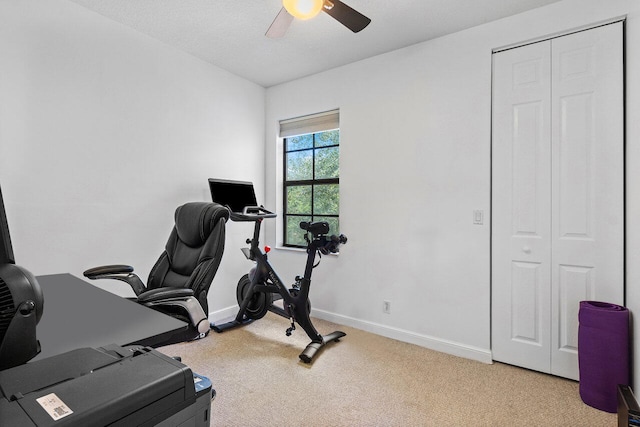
[286,323,296,336]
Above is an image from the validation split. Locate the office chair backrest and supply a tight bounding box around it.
[147,202,229,314]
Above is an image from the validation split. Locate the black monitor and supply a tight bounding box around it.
[0,185,15,264]
[208,179,258,213]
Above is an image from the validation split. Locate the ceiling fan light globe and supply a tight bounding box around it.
[283,0,324,20]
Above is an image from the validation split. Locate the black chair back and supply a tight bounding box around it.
[147,202,229,314]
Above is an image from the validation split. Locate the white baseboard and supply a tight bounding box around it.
[208,305,241,323]
[209,305,493,364]
[311,308,494,365]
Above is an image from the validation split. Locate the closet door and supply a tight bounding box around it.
[492,22,623,380]
[492,40,553,374]
[550,23,624,379]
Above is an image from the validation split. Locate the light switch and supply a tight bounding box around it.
[473,210,484,225]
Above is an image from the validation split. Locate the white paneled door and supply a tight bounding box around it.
[491,22,624,380]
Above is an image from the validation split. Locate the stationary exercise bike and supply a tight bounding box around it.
[211,207,347,363]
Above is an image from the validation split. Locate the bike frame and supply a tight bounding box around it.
[211,212,346,363]
[235,218,324,344]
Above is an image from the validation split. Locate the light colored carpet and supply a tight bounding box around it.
[158,313,615,426]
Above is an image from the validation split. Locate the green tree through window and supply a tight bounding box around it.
[284,129,339,247]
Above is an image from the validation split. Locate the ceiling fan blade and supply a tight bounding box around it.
[266,7,294,38]
[322,0,371,33]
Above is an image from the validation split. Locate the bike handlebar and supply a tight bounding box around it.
[319,234,348,255]
[299,221,347,254]
[229,206,277,222]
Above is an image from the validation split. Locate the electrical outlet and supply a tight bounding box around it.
[383,300,391,314]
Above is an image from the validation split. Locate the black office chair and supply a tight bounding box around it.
[83,202,229,346]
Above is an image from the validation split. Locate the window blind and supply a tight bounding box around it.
[279,109,339,138]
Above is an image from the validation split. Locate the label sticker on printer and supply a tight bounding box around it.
[36,393,74,421]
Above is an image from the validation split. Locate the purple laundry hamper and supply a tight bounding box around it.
[578,301,630,413]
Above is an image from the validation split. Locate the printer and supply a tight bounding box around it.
[0,344,213,426]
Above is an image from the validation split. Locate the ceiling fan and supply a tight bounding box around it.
[266,0,371,38]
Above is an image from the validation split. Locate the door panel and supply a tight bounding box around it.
[491,40,552,373]
[557,93,594,238]
[558,264,593,349]
[550,22,624,379]
[511,261,544,345]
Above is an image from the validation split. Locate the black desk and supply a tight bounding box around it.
[33,273,188,361]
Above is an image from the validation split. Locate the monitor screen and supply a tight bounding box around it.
[208,179,258,213]
[0,185,15,264]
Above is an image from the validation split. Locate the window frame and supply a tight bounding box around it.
[283,130,340,248]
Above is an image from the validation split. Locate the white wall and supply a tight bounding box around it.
[0,0,265,313]
[265,0,640,377]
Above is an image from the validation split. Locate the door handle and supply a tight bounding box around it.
[522,246,531,254]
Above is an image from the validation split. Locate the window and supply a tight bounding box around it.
[281,111,339,247]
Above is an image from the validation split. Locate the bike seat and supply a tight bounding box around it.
[299,221,329,236]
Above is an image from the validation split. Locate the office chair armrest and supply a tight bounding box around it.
[82,265,146,296]
[137,287,194,303]
[84,264,134,277]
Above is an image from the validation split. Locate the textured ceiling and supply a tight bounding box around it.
[68,0,563,87]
